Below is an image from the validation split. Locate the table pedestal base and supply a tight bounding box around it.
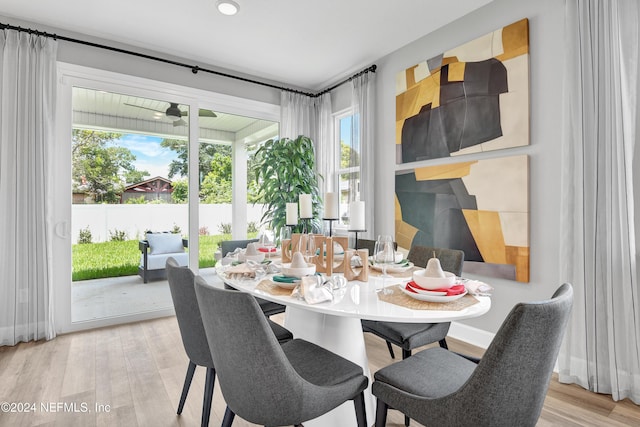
[285,307,375,426]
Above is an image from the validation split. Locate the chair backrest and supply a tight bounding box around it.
[165,258,213,368]
[220,238,259,257]
[357,238,398,254]
[446,283,573,426]
[407,245,464,276]
[193,276,310,425]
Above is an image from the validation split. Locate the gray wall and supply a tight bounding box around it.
[369,0,565,334]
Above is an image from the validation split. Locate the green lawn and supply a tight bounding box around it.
[72,233,250,281]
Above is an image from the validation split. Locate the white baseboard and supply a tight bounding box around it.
[448,321,495,350]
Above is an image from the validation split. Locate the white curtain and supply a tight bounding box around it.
[0,29,58,345]
[559,0,640,403]
[352,72,375,238]
[280,91,334,193]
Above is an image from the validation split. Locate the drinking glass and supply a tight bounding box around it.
[300,234,316,264]
[374,235,395,293]
[261,229,276,259]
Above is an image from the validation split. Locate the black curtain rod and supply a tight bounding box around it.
[315,64,377,96]
[1,22,376,98]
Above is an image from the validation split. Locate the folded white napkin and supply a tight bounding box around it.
[301,275,332,304]
[464,280,494,296]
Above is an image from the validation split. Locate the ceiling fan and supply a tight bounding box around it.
[124,102,217,127]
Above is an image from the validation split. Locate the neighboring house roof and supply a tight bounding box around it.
[124,177,173,193]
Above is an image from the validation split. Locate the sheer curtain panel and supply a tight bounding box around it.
[280,91,334,193]
[352,73,375,238]
[559,0,640,403]
[0,29,58,345]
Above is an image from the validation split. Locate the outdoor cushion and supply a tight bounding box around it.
[141,252,189,270]
[146,233,185,255]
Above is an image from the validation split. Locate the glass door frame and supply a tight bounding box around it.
[54,62,279,334]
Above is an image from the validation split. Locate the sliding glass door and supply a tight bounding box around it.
[53,63,279,333]
[69,87,191,322]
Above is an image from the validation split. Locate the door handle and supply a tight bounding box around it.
[54,221,69,239]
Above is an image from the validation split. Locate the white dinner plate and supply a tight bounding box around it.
[400,286,468,302]
[370,261,414,273]
[405,283,447,295]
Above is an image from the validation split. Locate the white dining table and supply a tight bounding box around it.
[217,267,491,427]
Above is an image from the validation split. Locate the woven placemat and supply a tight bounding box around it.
[368,265,421,278]
[378,284,479,311]
[256,279,295,296]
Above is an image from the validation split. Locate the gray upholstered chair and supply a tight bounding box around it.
[362,245,465,360]
[356,238,397,252]
[219,238,286,317]
[372,283,573,427]
[165,258,292,427]
[219,238,259,257]
[194,276,369,427]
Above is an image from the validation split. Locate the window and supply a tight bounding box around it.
[335,109,360,225]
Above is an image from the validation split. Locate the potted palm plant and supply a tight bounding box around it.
[252,135,322,243]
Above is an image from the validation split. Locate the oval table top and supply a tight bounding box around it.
[217,267,491,323]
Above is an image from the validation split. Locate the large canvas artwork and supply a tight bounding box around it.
[395,155,529,282]
[396,19,529,163]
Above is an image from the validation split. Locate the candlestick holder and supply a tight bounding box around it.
[322,218,338,237]
[343,249,369,282]
[348,229,367,250]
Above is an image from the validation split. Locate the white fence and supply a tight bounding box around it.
[72,204,266,243]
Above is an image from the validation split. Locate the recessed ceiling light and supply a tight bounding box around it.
[217,0,239,16]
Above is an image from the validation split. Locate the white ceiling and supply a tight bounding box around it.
[0,0,492,91]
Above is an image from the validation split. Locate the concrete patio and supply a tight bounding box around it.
[71,267,221,322]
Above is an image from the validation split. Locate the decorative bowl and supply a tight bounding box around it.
[281,262,316,278]
[412,269,456,290]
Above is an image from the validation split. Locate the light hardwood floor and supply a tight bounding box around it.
[1,315,639,427]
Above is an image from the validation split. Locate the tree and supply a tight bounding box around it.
[123,169,149,185]
[200,152,232,203]
[161,139,231,180]
[341,141,360,168]
[162,139,239,202]
[171,178,188,204]
[161,138,265,203]
[72,129,149,203]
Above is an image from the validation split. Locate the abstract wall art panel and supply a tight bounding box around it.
[396,18,529,164]
[395,155,529,282]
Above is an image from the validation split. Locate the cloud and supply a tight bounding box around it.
[113,134,180,179]
[116,134,166,157]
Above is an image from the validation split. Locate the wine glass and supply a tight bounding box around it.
[300,233,316,264]
[374,235,396,293]
[262,229,276,259]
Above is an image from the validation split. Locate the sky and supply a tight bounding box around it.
[114,134,179,180]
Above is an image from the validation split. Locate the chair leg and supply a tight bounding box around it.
[385,340,396,359]
[177,361,196,414]
[353,392,367,427]
[375,398,389,427]
[400,349,412,426]
[221,406,235,427]
[201,367,215,427]
[439,338,448,349]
